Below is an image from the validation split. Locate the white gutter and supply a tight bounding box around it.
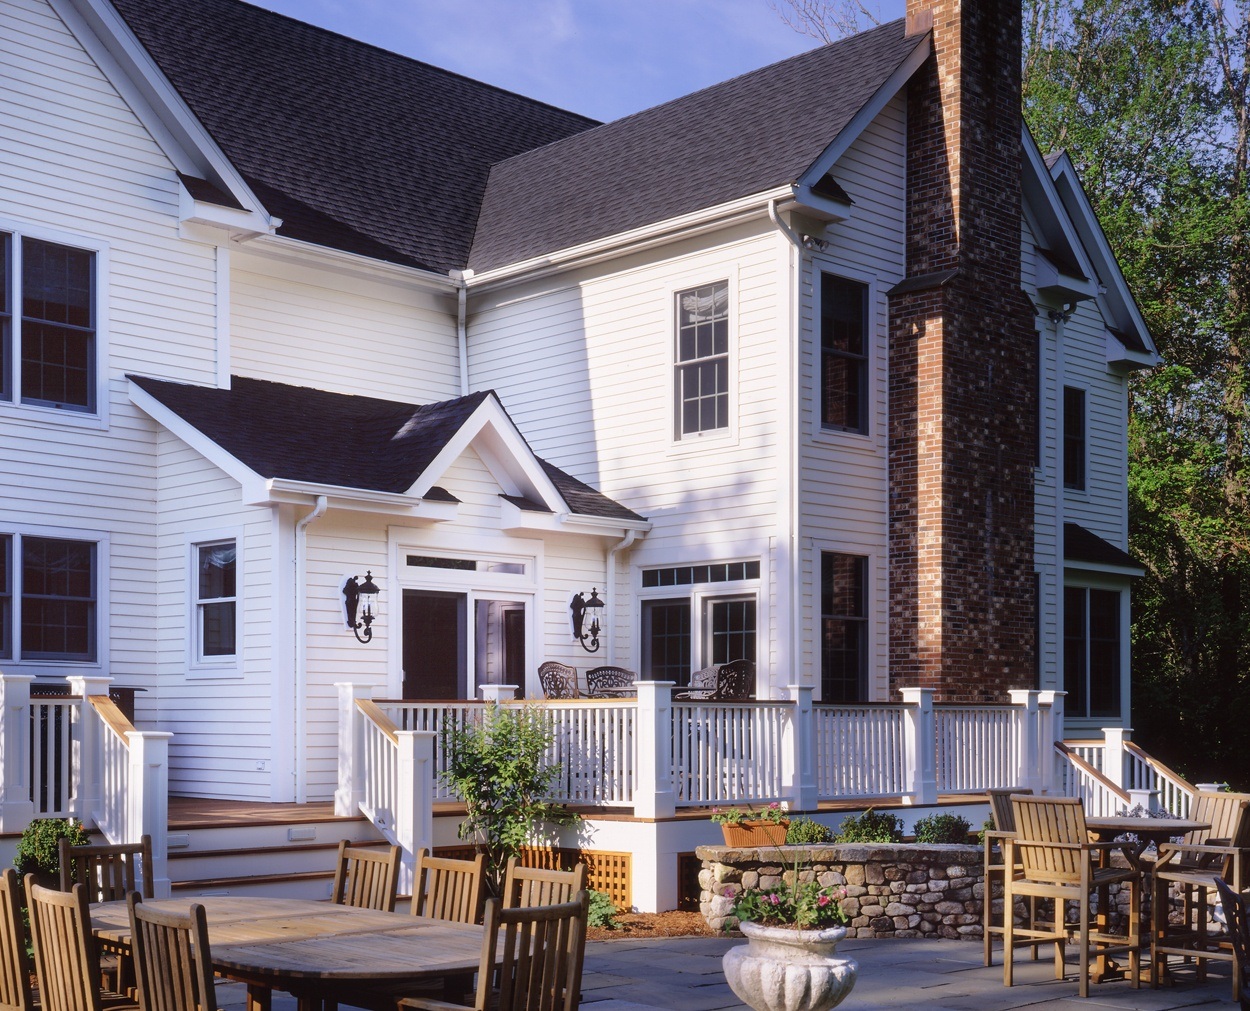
[294,495,328,803]
[1048,309,1068,699]
[450,270,471,397]
[768,199,804,693]
[605,529,643,664]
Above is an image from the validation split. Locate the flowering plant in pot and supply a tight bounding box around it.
[711,801,789,846]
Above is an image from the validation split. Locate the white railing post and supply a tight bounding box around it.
[1007,690,1041,793]
[335,682,372,818]
[634,681,675,819]
[0,674,36,833]
[1102,726,1129,792]
[899,687,937,806]
[126,731,173,898]
[1038,690,1064,793]
[395,729,435,894]
[480,685,518,702]
[783,685,818,811]
[68,676,111,829]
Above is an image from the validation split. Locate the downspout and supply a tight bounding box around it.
[450,270,472,397]
[294,495,328,803]
[605,529,642,664]
[768,199,804,697]
[1048,308,1069,718]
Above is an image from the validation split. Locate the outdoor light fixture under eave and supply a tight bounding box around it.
[570,588,605,653]
[342,570,380,644]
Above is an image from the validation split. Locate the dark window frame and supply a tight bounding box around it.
[821,552,868,702]
[674,280,730,439]
[20,535,97,662]
[820,274,869,434]
[1063,584,1122,719]
[0,534,10,660]
[1063,386,1086,490]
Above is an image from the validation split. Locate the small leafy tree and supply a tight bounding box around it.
[14,817,91,886]
[912,813,972,844]
[440,705,578,895]
[833,808,903,844]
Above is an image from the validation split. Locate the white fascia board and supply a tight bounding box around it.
[248,233,458,294]
[1105,329,1157,373]
[560,515,652,537]
[406,396,566,511]
[129,380,261,488]
[467,187,793,291]
[1048,153,1159,361]
[499,498,650,538]
[260,479,428,514]
[784,186,853,223]
[59,0,272,223]
[1064,558,1145,578]
[1021,134,1100,288]
[796,33,931,190]
[177,185,272,238]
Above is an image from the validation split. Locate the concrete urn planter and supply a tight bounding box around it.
[722,921,858,1011]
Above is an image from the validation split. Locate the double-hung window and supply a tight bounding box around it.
[1,231,98,412]
[674,281,729,438]
[821,552,868,702]
[195,541,237,662]
[0,533,98,662]
[1063,386,1086,490]
[820,274,868,433]
[1064,585,1121,719]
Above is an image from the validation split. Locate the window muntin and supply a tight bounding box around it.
[820,274,868,434]
[641,599,691,683]
[1063,386,1085,490]
[1064,585,1121,719]
[0,231,97,413]
[21,536,96,661]
[674,281,729,438]
[706,596,755,667]
[821,552,867,702]
[196,541,236,661]
[641,561,759,588]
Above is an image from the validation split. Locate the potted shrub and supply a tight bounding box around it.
[712,802,789,848]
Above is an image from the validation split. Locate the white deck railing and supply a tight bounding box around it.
[814,705,908,798]
[29,696,77,818]
[935,706,1023,793]
[1123,741,1194,817]
[1055,742,1130,817]
[673,700,787,805]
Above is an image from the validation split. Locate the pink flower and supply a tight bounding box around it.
[817,894,831,907]
[724,887,735,899]
[768,802,780,810]
[768,893,782,906]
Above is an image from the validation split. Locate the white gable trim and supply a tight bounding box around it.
[55,0,273,230]
[1021,133,1100,290]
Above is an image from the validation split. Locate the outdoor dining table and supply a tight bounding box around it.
[91,895,487,1011]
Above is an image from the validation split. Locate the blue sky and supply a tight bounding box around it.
[247,1,908,122]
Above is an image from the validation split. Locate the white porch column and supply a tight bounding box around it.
[1007,690,1041,793]
[899,687,937,805]
[68,675,111,829]
[395,729,435,894]
[334,682,372,818]
[782,685,818,811]
[1102,726,1129,791]
[127,731,173,897]
[1038,690,1065,794]
[0,674,35,832]
[480,685,518,702]
[634,681,675,820]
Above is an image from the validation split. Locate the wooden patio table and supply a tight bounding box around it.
[91,895,487,1011]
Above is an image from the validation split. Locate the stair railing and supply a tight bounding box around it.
[1055,740,1130,816]
[1123,740,1194,817]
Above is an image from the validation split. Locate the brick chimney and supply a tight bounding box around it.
[888,1,1037,701]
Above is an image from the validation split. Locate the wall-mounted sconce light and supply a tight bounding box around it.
[342,571,380,644]
[570,588,605,654]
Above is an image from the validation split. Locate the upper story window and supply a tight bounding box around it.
[1063,386,1086,490]
[1064,585,1121,719]
[674,281,729,438]
[820,274,868,434]
[195,541,237,662]
[821,551,867,702]
[16,535,97,662]
[1,232,97,413]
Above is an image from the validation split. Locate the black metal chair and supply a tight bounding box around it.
[538,661,580,699]
[672,665,719,700]
[585,666,635,697]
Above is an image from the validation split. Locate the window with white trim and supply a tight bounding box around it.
[674,281,729,438]
[195,541,237,662]
[821,552,867,702]
[0,535,10,660]
[17,535,97,661]
[1,231,97,412]
[1063,386,1086,490]
[1064,585,1121,718]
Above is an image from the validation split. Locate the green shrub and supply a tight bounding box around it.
[587,889,619,929]
[14,817,91,884]
[785,816,834,845]
[833,808,903,844]
[912,813,972,844]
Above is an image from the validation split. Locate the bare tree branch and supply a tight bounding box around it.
[768,0,883,43]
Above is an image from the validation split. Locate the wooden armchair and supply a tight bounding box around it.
[538,662,580,699]
[127,893,217,1011]
[1151,790,1250,1001]
[1214,877,1250,1011]
[398,892,589,1011]
[25,877,139,1011]
[0,869,36,1011]
[502,858,588,908]
[330,840,401,912]
[1004,795,1142,998]
[982,787,1038,967]
[412,848,487,925]
[585,666,635,697]
[59,836,153,901]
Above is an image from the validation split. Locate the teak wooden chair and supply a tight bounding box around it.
[1151,790,1250,1001]
[412,848,487,924]
[59,836,153,902]
[502,858,589,908]
[584,666,635,697]
[982,788,1039,967]
[1214,877,1250,1011]
[126,893,217,1011]
[538,662,580,699]
[0,869,36,1011]
[330,840,401,912]
[1004,795,1142,998]
[25,878,139,1011]
[398,891,590,1011]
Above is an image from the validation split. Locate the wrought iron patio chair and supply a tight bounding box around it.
[1004,795,1142,998]
[502,858,588,908]
[585,666,635,697]
[1214,877,1250,1010]
[0,868,36,1011]
[711,659,755,700]
[126,892,217,1011]
[1151,790,1250,1001]
[538,661,580,699]
[330,839,401,912]
[672,665,719,700]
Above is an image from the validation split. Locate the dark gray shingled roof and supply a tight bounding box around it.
[129,375,641,521]
[468,19,926,272]
[109,0,598,273]
[1064,523,1142,571]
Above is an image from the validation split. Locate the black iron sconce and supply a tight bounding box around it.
[570,588,605,653]
[342,571,380,644]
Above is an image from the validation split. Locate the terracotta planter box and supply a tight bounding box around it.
[721,820,789,848]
